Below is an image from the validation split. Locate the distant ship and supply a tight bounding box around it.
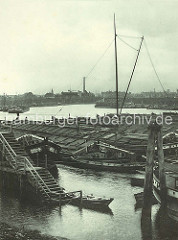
[8,106,30,114]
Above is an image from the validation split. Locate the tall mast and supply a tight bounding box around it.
[114,14,119,116]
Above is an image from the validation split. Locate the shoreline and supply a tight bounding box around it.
[0,222,69,240]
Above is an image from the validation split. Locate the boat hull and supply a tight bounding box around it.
[70,196,114,213]
[153,174,178,222]
[58,159,145,173]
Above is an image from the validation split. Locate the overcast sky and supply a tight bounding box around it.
[0,0,177,94]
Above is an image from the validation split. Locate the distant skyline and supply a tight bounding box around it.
[0,0,177,94]
[1,88,177,96]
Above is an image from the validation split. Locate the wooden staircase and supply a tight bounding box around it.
[1,132,34,169]
[0,132,71,203]
[30,168,65,202]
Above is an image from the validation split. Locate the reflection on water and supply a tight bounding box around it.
[153,207,178,240]
[141,206,152,240]
[140,205,178,240]
[1,165,178,239]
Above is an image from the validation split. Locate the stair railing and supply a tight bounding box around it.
[22,156,51,191]
[0,133,17,168]
[0,133,51,199]
[15,155,51,199]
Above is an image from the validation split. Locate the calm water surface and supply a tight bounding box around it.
[1,165,178,240]
[0,104,176,121]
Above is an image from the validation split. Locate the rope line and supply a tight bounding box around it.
[118,34,142,39]
[117,35,139,51]
[86,38,114,79]
[144,40,166,93]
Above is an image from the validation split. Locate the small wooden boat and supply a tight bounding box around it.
[71,194,114,208]
[82,195,113,207]
[53,189,114,211]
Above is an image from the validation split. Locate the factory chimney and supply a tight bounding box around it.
[83,77,86,93]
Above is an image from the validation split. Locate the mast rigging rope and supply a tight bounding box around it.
[144,40,166,94]
[117,35,139,52]
[86,38,114,79]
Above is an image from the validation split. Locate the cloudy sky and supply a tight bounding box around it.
[0,0,177,94]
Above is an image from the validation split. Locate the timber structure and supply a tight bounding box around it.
[0,131,80,205]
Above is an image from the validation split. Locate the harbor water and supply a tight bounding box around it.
[1,104,178,239]
[0,104,176,121]
[1,165,178,240]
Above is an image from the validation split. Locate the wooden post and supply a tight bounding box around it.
[143,123,156,209]
[80,190,83,205]
[157,125,167,208]
[59,194,62,208]
[141,123,156,240]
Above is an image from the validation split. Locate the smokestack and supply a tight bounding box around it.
[83,77,86,93]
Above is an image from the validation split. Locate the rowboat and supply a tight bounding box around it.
[71,194,114,208]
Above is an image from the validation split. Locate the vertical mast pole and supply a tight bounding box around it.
[114,14,119,116]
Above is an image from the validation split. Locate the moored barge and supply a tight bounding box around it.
[153,163,178,221]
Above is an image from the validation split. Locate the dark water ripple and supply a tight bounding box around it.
[0,165,178,240]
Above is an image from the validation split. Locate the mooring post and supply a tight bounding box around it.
[157,125,167,208]
[143,123,156,209]
[59,194,62,208]
[80,190,83,205]
[141,123,156,240]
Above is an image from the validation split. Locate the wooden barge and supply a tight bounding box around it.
[1,115,178,174]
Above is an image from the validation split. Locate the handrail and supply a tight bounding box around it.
[0,134,17,168]
[25,165,51,199]
[0,133,81,202]
[0,133,17,156]
[0,133,51,199]
[22,156,51,193]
